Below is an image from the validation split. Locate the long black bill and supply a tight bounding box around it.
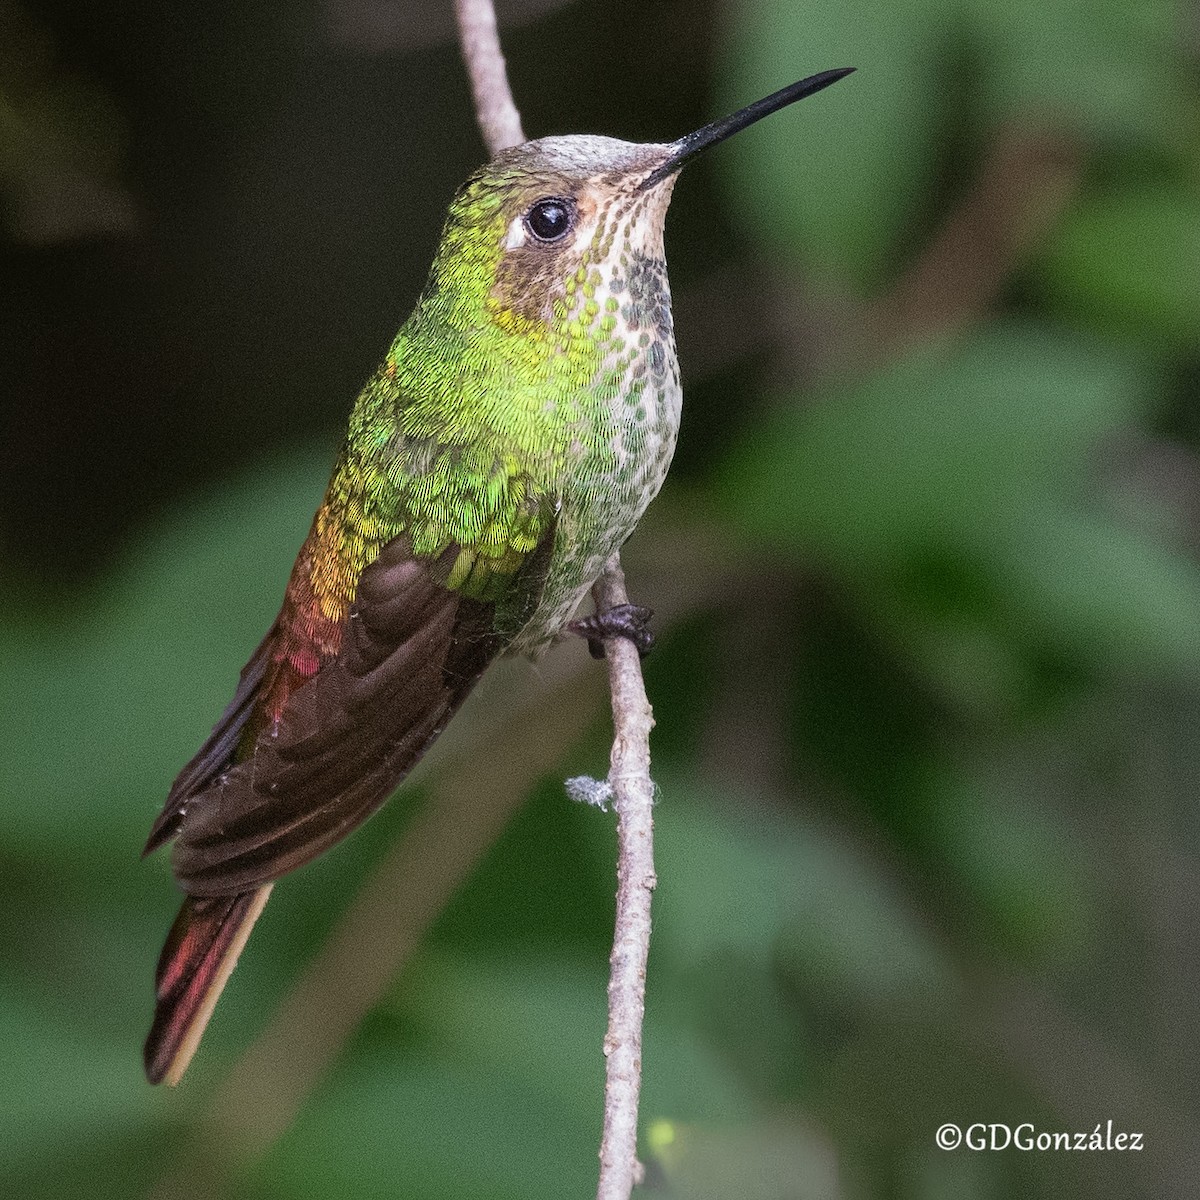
[639,66,855,191]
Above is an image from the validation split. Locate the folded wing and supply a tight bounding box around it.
[167,536,507,896]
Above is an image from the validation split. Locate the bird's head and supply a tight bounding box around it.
[423,68,854,342]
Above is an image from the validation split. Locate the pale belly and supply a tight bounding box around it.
[507,353,683,656]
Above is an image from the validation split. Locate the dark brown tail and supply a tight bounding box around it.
[144,885,273,1085]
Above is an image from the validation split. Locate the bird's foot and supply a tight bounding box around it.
[568,603,655,660]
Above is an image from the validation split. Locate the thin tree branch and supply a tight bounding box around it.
[454,0,526,153]
[592,555,657,1200]
[454,7,658,1196]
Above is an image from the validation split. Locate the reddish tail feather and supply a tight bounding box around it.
[144,886,273,1085]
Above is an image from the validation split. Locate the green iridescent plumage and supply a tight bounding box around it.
[143,67,854,1086]
[299,137,686,659]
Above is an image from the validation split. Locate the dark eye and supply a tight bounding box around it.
[524,197,574,242]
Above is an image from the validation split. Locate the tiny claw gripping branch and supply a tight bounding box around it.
[568,603,656,660]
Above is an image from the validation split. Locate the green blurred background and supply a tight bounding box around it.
[2,0,1198,1196]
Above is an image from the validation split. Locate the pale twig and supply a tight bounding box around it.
[453,6,659,1194]
[454,0,526,153]
[592,555,657,1200]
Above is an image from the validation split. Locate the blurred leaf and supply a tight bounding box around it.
[929,771,1091,956]
[1040,185,1200,352]
[259,1043,598,1200]
[719,325,1200,709]
[0,979,158,1176]
[716,0,1187,291]
[717,0,941,288]
[650,777,955,1022]
[967,0,1183,148]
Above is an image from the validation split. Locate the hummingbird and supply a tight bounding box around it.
[142,66,854,1085]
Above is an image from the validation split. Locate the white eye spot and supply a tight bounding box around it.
[505,216,526,249]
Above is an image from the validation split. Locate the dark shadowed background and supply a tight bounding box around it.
[2,1,1198,1197]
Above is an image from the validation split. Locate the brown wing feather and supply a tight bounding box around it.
[168,535,502,897]
[143,624,279,855]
